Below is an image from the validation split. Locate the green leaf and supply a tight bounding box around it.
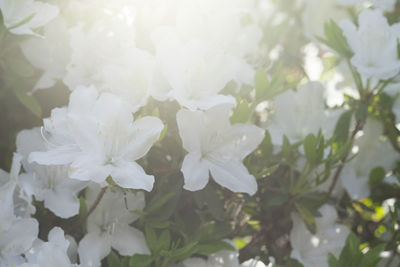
[256,164,279,179]
[333,111,353,143]
[107,251,121,267]
[145,226,158,253]
[359,244,385,267]
[295,202,317,234]
[328,252,340,267]
[129,254,153,267]
[121,257,130,267]
[196,240,235,255]
[230,99,251,124]
[169,241,198,261]
[318,20,353,58]
[13,88,42,117]
[255,67,270,101]
[369,167,386,186]
[159,229,171,251]
[303,134,318,165]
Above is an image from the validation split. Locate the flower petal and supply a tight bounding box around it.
[181,153,210,191]
[209,159,257,195]
[0,218,38,257]
[78,232,111,267]
[111,224,150,256]
[111,161,154,191]
[121,116,164,161]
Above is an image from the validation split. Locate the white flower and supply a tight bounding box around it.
[0,155,38,266]
[340,9,400,80]
[19,17,70,91]
[22,227,78,267]
[29,86,164,191]
[177,104,264,195]
[341,119,398,199]
[0,0,58,36]
[78,185,149,267]
[17,128,87,219]
[290,205,350,267]
[150,0,261,110]
[63,16,155,112]
[267,82,338,145]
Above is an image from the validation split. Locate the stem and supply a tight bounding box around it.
[328,120,362,195]
[70,187,107,232]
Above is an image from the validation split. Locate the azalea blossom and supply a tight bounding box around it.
[0,0,59,36]
[17,128,87,219]
[340,9,400,80]
[341,119,398,199]
[29,86,164,191]
[150,0,261,110]
[63,16,156,112]
[21,227,78,267]
[177,104,264,195]
[78,185,149,267]
[290,205,350,267]
[266,82,339,145]
[19,17,70,91]
[0,155,38,266]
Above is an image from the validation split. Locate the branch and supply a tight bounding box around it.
[328,120,363,195]
[70,186,107,232]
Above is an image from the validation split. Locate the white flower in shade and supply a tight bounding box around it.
[341,119,399,199]
[0,156,38,266]
[267,82,338,145]
[78,185,149,267]
[340,9,400,80]
[29,86,164,191]
[63,17,155,112]
[16,128,87,219]
[0,0,58,36]
[152,30,237,110]
[19,17,70,91]
[290,205,350,267]
[22,227,78,267]
[176,104,264,195]
[150,0,261,110]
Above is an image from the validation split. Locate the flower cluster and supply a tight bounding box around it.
[0,0,399,266]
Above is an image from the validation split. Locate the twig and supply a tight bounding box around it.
[328,120,362,195]
[70,187,107,232]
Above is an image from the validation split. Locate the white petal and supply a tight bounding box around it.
[216,124,264,160]
[209,159,257,195]
[111,161,154,191]
[121,116,164,160]
[0,218,38,257]
[28,145,80,165]
[27,1,59,29]
[111,224,150,256]
[181,153,210,191]
[176,109,204,152]
[78,232,111,267]
[44,191,80,219]
[69,154,111,183]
